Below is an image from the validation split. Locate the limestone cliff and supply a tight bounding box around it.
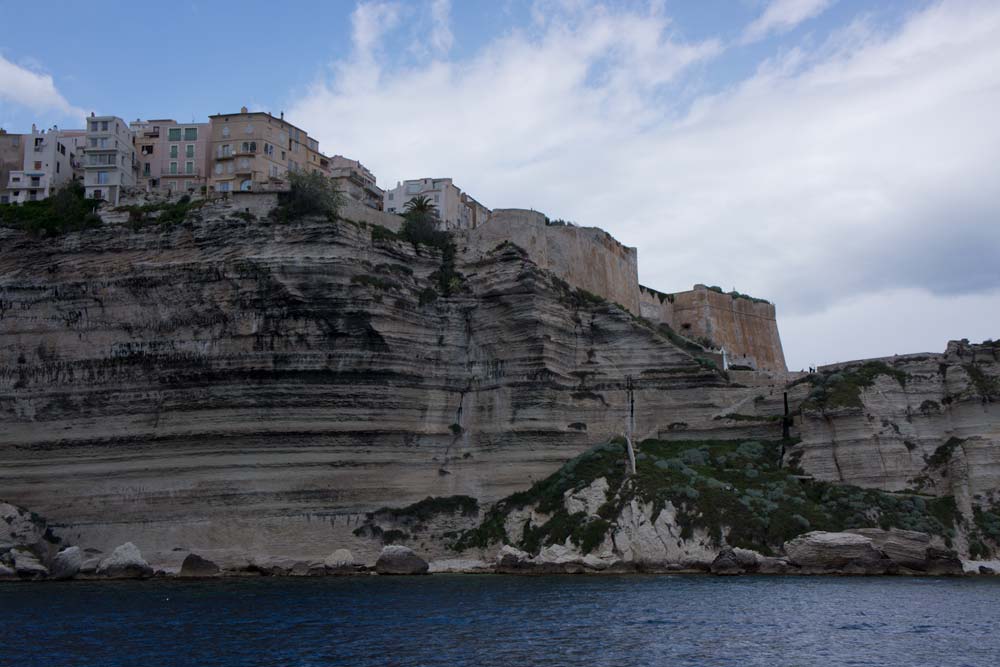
[0,202,773,570]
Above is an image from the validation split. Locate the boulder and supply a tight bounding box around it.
[428,558,492,573]
[249,556,311,576]
[80,557,101,575]
[375,545,429,575]
[1,503,56,561]
[845,528,930,569]
[0,563,15,578]
[12,548,49,579]
[710,547,761,575]
[846,528,963,574]
[979,565,996,575]
[324,549,356,569]
[50,546,82,580]
[179,553,220,577]
[97,542,153,579]
[783,531,887,572]
[495,544,532,572]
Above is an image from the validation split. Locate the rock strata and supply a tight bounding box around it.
[783,532,886,572]
[375,545,429,575]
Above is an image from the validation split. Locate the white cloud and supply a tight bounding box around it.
[430,0,454,55]
[351,2,401,60]
[0,54,85,120]
[289,0,1000,367]
[742,0,836,43]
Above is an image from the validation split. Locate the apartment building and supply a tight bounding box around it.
[207,107,322,192]
[0,130,23,204]
[83,115,136,204]
[330,155,383,210]
[131,119,211,193]
[2,125,82,204]
[306,137,331,177]
[383,178,490,229]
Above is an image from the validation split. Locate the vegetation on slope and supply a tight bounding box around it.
[0,181,101,236]
[453,438,960,557]
[271,170,343,222]
[799,361,910,411]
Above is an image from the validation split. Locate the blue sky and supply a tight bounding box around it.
[2,0,998,369]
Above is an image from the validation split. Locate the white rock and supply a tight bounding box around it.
[783,531,883,570]
[428,558,491,573]
[564,477,610,516]
[97,542,153,579]
[51,546,82,580]
[12,548,49,578]
[324,549,356,568]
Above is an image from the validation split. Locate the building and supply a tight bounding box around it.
[83,115,136,204]
[305,137,331,177]
[207,107,322,193]
[2,125,83,204]
[383,178,490,229]
[0,130,24,205]
[131,119,211,194]
[330,155,383,210]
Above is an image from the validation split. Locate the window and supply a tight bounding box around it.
[227,163,234,174]
[270,165,279,177]
[11,176,20,183]
[97,171,109,184]
[245,123,253,135]
[239,158,250,169]
[219,144,232,158]
[93,189,103,200]
[214,163,223,175]
[281,150,286,160]
[387,193,394,201]
[34,161,42,170]
[100,121,109,131]
[169,162,178,174]
[89,138,98,147]
[219,181,231,192]
[250,141,256,152]
[168,128,182,141]
[240,179,252,191]
[185,161,194,174]
[0,196,7,204]
[186,145,195,158]
[183,127,197,141]
[56,163,60,174]
[89,122,98,132]
[222,126,230,138]
[170,145,179,159]
[186,180,195,191]
[141,145,153,155]
[144,163,151,176]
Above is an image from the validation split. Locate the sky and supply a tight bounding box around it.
[2,0,998,369]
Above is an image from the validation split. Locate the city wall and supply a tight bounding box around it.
[463,209,641,314]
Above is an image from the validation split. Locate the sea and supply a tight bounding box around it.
[2,574,998,666]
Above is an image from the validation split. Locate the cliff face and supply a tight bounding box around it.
[0,207,771,568]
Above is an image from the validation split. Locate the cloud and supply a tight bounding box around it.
[0,54,85,120]
[351,2,401,60]
[289,0,1000,367]
[742,0,836,43]
[430,0,454,55]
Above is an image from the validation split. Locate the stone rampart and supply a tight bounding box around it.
[671,285,787,373]
[340,198,405,232]
[463,209,640,314]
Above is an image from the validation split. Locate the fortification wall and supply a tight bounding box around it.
[671,285,787,373]
[639,285,674,324]
[464,209,640,314]
[340,198,405,232]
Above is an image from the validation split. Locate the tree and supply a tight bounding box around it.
[272,170,343,222]
[403,195,438,218]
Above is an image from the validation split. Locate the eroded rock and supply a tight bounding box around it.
[179,553,220,577]
[97,543,153,579]
[375,545,428,575]
[50,546,82,580]
[784,531,888,573]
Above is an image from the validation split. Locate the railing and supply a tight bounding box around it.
[162,166,202,177]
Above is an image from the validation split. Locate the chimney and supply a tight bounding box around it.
[90,111,95,117]
[31,123,37,133]
[280,111,284,120]
[241,106,248,113]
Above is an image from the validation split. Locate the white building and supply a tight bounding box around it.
[383,177,490,229]
[2,125,83,204]
[83,114,136,204]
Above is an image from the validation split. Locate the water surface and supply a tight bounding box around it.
[2,575,997,666]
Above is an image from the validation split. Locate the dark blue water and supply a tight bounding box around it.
[2,575,998,666]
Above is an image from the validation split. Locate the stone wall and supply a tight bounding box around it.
[463,209,640,314]
[669,285,787,373]
[638,285,674,324]
[339,198,405,232]
[231,192,279,219]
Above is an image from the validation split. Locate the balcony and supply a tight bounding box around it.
[162,166,202,177]
[216,152,235,160]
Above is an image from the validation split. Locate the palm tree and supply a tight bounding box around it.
[403,195,438,218]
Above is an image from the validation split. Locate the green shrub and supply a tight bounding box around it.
[0,181,101,236]
[271,170,343,222]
